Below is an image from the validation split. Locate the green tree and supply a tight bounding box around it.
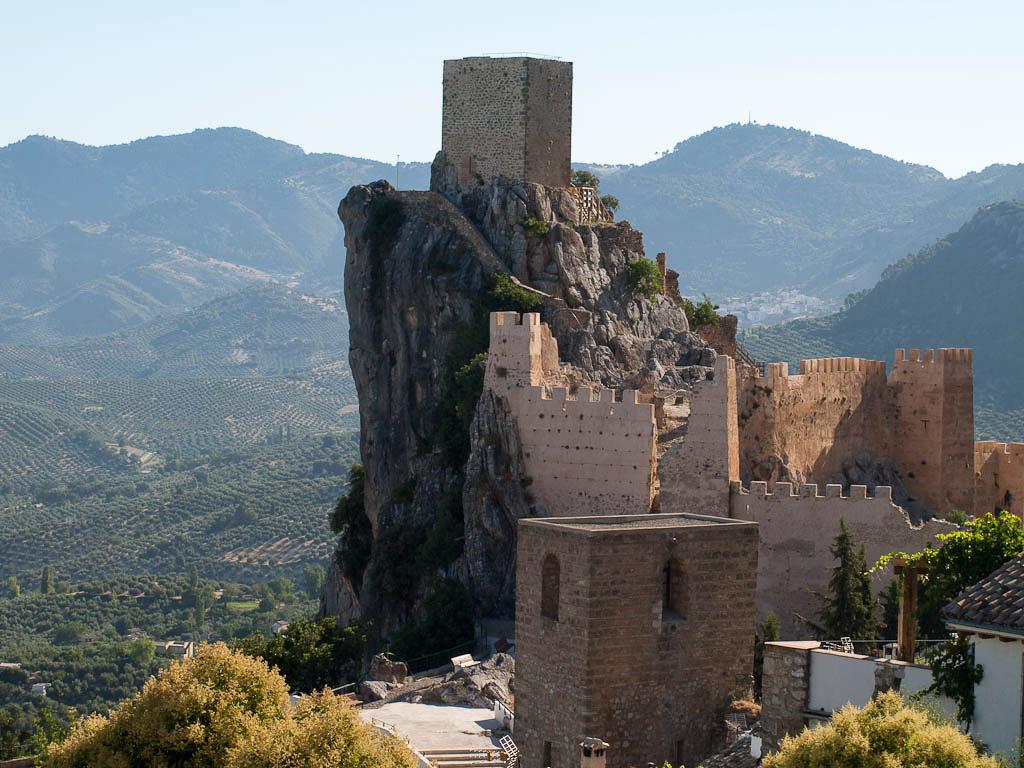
[4,575,19,598]
[627,257,663,301]
[330,465,372,589]
[127,638,156,666]
[390,578,475,661]
[570,169,600,188]
[819,518,877,645]
[303,565,326,600]
[753,611,780,700]
[763,691,997,768]
[236,618,366,693]
[40,566,55,595]
[682,293,720,328]
[600,194,619,213]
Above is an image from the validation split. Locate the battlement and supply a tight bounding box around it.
[486,311,559,391]
[520,384,650,412]
[736,481,893,503]
[976,440,1024,459]
[893,347,973,365]
[798,357,886,375]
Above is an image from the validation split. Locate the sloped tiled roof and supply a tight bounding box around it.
[942,554,1024,634]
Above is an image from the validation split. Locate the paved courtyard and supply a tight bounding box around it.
[362,701,504,751]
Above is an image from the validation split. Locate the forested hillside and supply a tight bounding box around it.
[741,202,1024,439]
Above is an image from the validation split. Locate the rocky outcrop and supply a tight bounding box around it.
[323,154,716,641]
[401,653,515,708]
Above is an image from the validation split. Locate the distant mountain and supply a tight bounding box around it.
[740,202,1024,439]
[0,129,429,342]
[584,123,1024,299]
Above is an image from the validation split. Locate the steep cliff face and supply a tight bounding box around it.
[323,155,714,634]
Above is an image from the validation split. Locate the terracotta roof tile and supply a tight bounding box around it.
[942,554,1024,634]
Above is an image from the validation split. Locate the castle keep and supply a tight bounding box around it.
[516,514,758,768]
[441,56,572,187]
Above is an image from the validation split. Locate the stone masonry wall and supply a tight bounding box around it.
[485,311,657,517]
[730,482,949,637]
[509,386,656,516]
[658,355,739,517]
[888,348,975,516]
[975,440,1024,519]
[740,349,976,518]
[516,515,759,768]
[760,642,815,752]
[484,311,560,394]
[441,57,571,188]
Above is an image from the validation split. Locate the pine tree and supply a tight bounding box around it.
[819,518,878,646]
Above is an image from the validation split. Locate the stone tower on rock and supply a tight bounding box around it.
[441,56,572,188]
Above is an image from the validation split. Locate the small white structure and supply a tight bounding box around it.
[272,621,290,635]
[943,553,1024,760]
[31,682,48,696]
[155,640,195,659]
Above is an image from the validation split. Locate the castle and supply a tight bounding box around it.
[347,55,1024,768]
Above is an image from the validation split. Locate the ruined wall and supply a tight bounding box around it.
[975,441,1024,519]
[509,386,656,516]
[740,349,976,518]
[739,357,890,486]
[888,348,974,515]
[730,482,949,637]
[516,515,759,768]
[760,641,816,751]
[441,56,571,188]
[658,356,739,517]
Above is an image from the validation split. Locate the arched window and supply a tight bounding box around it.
[541,553,560,620]
[662,558,687,621]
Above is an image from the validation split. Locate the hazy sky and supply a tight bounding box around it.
[3,0,1022,178]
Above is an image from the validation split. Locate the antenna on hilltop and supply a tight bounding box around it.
[396,154,400,189]
[748,110,752,125]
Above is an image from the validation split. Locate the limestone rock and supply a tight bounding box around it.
[368,653,409,684]
[324,162,717,637]
[400,653,515,708]
[360,679,396,702]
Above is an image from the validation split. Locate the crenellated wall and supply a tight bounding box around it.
[658,355,739,517]
[485,311,657,517]
[975,441,1024,519]
[741,349,977,518]
[484,311,560,394]
[509,385,656,517]
[729,480,949,636]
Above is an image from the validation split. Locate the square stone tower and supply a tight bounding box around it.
[515,513,759,768]
[441,56,572,188]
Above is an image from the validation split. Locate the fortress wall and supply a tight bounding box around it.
[975,441,1024,519]
[888,348,975,515]
[739,358,890,486]
[730,481,947,637]
[658,356,739,517]
[484,311,559,394]
[510,386,657,517]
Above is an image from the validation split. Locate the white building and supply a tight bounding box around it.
[943,553,1024,760]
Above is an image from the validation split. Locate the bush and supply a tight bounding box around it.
[763,691,998,768]
[365,197,405,257]
[330,465,372,589]
[46,644,414,768]
[627,258,663,301]
[225,689,416,768]
[600,194,619,213]
[522,217,550,238]
[682,293,720,328]
[236,618,365,693]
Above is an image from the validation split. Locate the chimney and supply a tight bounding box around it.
[580,737,610,768]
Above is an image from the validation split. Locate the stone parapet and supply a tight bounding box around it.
[760,641,816,752]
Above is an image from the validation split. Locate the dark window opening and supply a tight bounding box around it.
[541,554,560,620]
[662,558,686,621]
[543,740,553,768]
